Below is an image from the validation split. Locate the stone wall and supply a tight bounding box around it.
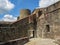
[44,1,60,39]
[45,9,60,39]
[0,13,37,42]
[0,17,30,42]
[36,1,60,39]
[37,14,44,38]
[44,1,60,13]
[0,1,60,42]
[11,17,29,38]
[0,24,13,41]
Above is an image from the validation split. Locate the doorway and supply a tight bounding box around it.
[28,30,35,38]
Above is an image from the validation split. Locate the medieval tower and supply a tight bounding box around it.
[18,9,31,20]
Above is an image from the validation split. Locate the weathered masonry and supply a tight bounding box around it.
[0,1,60,45]
[36,1,60,39]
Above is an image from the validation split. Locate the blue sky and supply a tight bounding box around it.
[9,0,39,16]
[0,0,39,19]
[0,0,39,22]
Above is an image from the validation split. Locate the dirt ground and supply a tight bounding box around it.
[24,38,58,45]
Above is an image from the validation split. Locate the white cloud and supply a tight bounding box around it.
[0,0,15,13]
[39,0,60,8]
[3,14,17,22]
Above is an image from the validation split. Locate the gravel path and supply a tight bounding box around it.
[24,38,58,45]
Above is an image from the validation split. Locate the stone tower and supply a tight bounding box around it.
[19,9,31,20]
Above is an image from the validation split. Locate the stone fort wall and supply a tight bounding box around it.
[0,1,60,42]
[37,1,60,40]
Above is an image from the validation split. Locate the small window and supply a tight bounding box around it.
[46,25,50,32]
